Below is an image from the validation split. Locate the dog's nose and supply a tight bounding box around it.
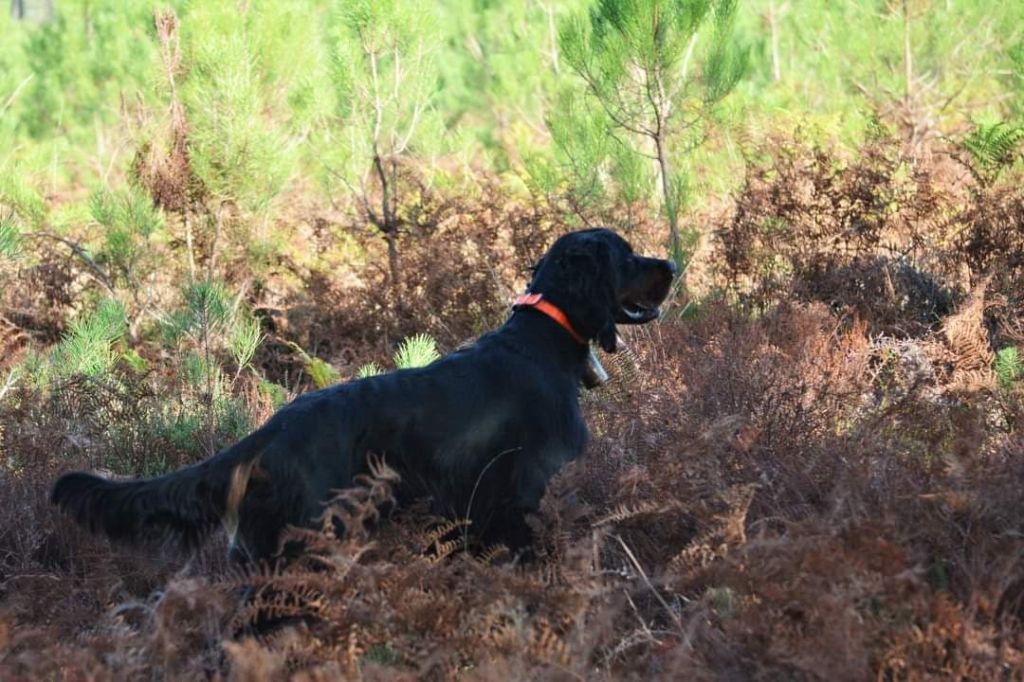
[664,259,678,276]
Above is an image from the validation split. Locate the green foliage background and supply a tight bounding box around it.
[1,0,1023,468]
[2,1,1018,195]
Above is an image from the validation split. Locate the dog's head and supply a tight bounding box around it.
[528,228,677,352]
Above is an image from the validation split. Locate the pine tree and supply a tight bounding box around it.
[559,0,746,263]
[326,0,444,309]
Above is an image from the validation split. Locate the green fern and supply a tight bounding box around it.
[393,333,440,369]
[995,346,1024,390]
[961,122,1024,186]
[259,380,290,409]
[286,341,341,389]
[306,356,342,389]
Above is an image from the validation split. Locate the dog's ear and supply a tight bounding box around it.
[596,323,617,353]
[526,256,546,290]
[560,239,620,351]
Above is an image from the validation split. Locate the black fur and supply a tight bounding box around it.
[51,424,280,550]
[51,228,676,561]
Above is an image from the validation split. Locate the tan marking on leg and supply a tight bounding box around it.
[223,456,261,548]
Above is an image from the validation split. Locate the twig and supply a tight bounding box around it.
[25,231,116,294]
[613,533,683,631]
[0,75,34,117]
[463,447,522,550]
[0,367,20,403]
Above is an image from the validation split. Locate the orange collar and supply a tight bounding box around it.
[513,293,586,345]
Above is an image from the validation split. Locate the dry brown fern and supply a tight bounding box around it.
[942,274,996,392]
[592,501,682,528]
[667,484,757,580]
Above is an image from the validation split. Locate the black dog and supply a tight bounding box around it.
[52,229,675,561]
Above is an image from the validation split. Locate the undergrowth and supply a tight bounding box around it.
[2,132,1024,679]
[3,294,1024,679]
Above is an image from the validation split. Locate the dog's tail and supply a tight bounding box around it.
[51,424,276,550]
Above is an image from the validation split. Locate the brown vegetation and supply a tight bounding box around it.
[2,134,1024,679]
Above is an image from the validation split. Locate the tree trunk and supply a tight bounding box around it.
[654,132,682,265]
[768,0,782,82]
[373,153,404,313]
[385,228,401,309]
[11,0,55,22]
[902,0,913,107]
